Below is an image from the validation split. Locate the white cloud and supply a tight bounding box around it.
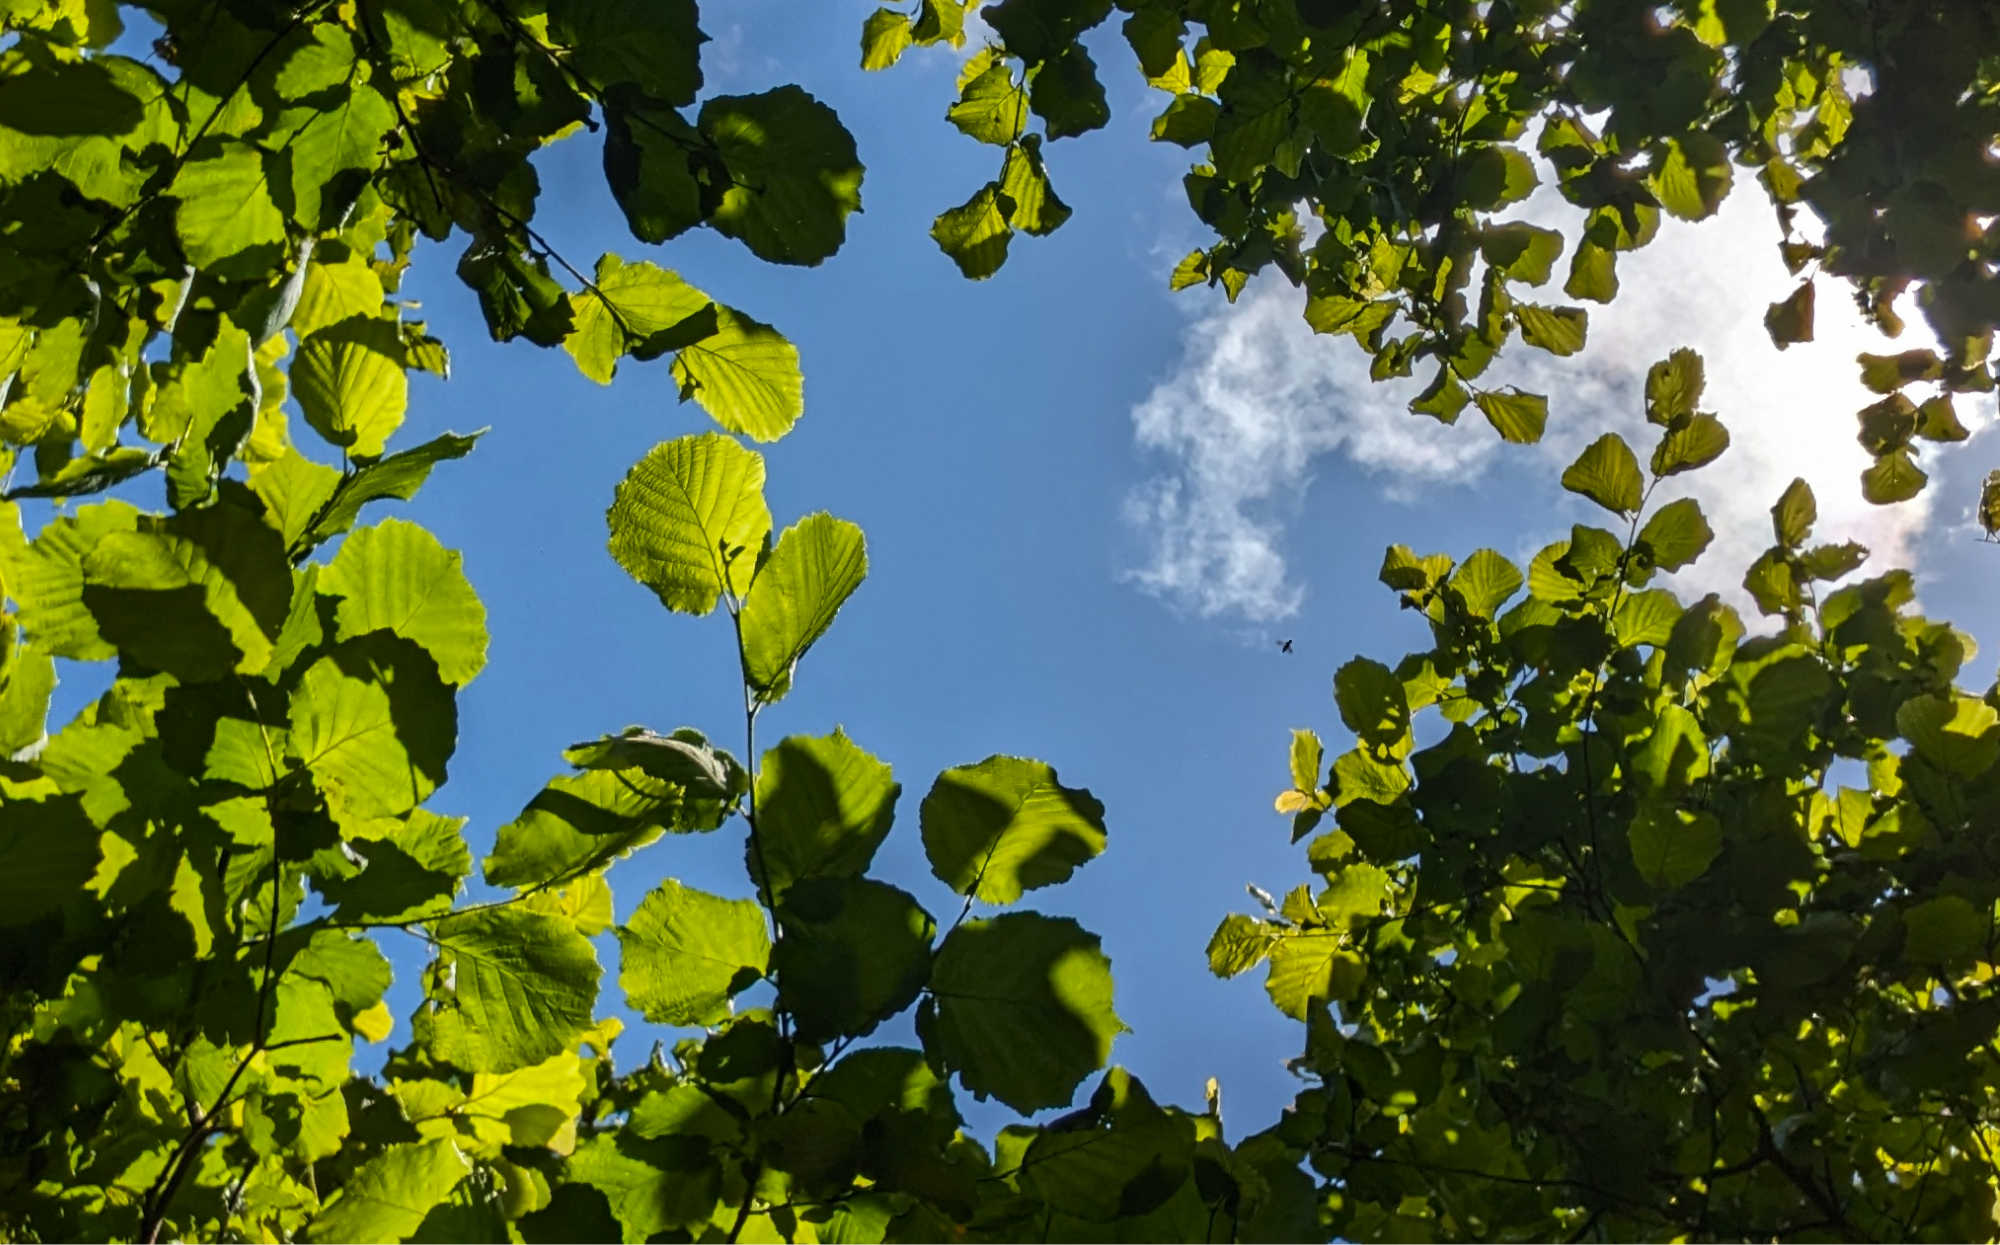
[1122,184,1977,623]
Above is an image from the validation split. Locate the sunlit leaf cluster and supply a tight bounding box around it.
[0,0,1309,1237]
[1217,350,2000,1241]
[873,0,2000,506]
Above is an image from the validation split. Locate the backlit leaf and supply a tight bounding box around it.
[923,912,1124,1112]
[701,86,863,266]
[617,878,769,1026]
[739,512,867,702]
[1561,434,1643,514]
[419,908,600,1074]
[774,876,935,1042]
[1474,389,1547,444]
[293,317,408,459]
[752,729,899,897]
[290,634,454,824]
[1637,497,1713,572]
[670,306,804,442]
[305,1139,469,1243]
[921,755,1108,904]
[606,433,770,614]
[1628,803,1722,889]
[321,519,488,685]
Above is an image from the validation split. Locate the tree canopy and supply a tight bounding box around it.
[0,0,1996,1241]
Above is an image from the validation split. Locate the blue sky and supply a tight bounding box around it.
[35,0,2000,1145]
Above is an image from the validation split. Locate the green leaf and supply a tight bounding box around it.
[1460,144,1538,209]
[1474,389,1547,443]
[1561,434,1643,514]
[1018,1068,1193,1222]
[1480,222,1563,285]
[999,135,1071,235]
[549,0,702,106]
[1896,693,1999,778]
[320,518,488,686]
[752,729,899,897]
[1915,395,1969,442]
[1409,365,1470,423]
[1742,549,1801,617]
[1565,238,1618,303]
[81,504,291,681]
[628,1082,740,1142]
[1637,497,1713,571]
[1771,477,1816,547]
[1632,703,1710,794]
[861,7,913,69]
[922,912,1124,1112]
[1650,413,1730,477]
[700,87,863,266]
[1613,588,1682,648]
[1030,44,1110,140]
[1799,541,1867,581]
[250,448,341,550]
[670,305,805,442]
[605,433,771,615]
[0,625,53,755]
[948,60,1027,144]
[1650,131,1732,221]
[1858,397,1920,457]
[563,727,735,801]
[319,810,471,925]
[1861,449,1927,504]
[0,56,142,135]
[774,876,935,1043]
[173,142,286,277]
[739,512,867,702]
[290,634,455,824]
[602,98,705,248]
[1628,802,1722,889]
[1287,729,1324,792]
[1151,93,1219,146]
[1857,349,1943,394]
[419,908,600,1074]
[563,255,713,386]
[1765,280,1815,348]
[297,431,483,551]
[1645,349,1706,424]
[1449,548,1523,619]
[617,878,770,1026]
[920,755,1108,904]
[1665,593,1743,680]
[485,767,704,888]
[272,85,395,232]
[0,795,99,926]
[932,183,1014,280]
[1903,895,1985,966]
[294,257,387,339]
[1334,658,1409,750]
[305,1139,470,1243]
[1264,932,1364,1020]
[1206,912,1278,977]
[1516,304,1588,356]
[293,317,408,459]
[564,1133,719,1240]
[11,499,140,660]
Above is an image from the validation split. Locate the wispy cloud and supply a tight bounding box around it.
[1122,186,1973,623]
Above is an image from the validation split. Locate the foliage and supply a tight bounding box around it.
[3,404,1319,1240]
[0,0,1313,1239]
[868,0,2000,512]
[1216,350,2000,1241]
[4,0,1999,1240]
